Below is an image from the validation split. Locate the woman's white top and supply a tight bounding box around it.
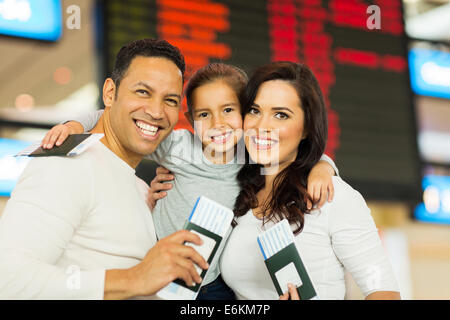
[219,176,400,300]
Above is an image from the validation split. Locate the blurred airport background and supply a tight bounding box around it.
[0,0,449,299]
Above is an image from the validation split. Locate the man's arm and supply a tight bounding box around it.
[0,157,104,299]
[0,157,208,299]
[103,230,208,299]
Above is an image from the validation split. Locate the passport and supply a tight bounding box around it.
[157,196,234,300]
[257,219,318,300]
[15,134,103,157]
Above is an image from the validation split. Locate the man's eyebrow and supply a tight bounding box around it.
[166,93,181,101]
[133,81,153,91]
[133,82,181,100]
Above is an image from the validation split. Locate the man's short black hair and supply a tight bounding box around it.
[111,39,185,96]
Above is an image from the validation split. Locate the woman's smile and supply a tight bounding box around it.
[244,80,305,168]
[250,135,278,150]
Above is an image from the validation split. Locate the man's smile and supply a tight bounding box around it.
[134,119,162,140]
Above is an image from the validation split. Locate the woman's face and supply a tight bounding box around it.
[243,80,306,169]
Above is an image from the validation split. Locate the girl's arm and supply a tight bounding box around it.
[307,154,339,209]
[147,166,174,211]
[41,110,104,149]
[40,109,176,166]
[149,153,341,211]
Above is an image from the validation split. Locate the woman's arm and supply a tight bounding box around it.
[366,291,401,300]
[328,177,401,300]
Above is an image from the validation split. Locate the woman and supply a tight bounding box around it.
[219,61,401,300]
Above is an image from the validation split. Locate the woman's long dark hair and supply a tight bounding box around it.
[233,61,328,235]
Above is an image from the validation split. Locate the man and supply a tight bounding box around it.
[0,39,208,299]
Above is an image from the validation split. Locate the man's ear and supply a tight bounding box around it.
[184,111,194,128]
[103,78,116,109]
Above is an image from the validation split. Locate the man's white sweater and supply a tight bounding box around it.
[0,142,156,299]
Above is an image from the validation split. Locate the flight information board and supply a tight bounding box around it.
[101,0,421,201]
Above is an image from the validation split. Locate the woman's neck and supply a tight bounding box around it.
[254,162,291,218]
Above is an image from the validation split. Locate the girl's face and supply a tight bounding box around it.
[243,80,306,169]
[190,80,243,155]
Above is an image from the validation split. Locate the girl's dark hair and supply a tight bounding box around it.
[185,63,248,113]
[233,61,328,235]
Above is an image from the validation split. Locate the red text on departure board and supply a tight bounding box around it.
[267,0,340,159]
[156,0,231,130]
[267,0,408,159]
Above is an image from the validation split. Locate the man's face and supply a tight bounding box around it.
[106,56,183,157]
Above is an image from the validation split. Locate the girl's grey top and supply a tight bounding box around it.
[72,109,339,286]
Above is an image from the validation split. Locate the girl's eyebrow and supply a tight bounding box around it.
[194,107,210,113]
[195,102,237,112]
[222,102,238,107]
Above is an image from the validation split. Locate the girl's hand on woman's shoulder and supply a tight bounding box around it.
[306,160,335,210]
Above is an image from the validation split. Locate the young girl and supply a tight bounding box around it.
[217,61,400,300]
[41,63,338,300]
